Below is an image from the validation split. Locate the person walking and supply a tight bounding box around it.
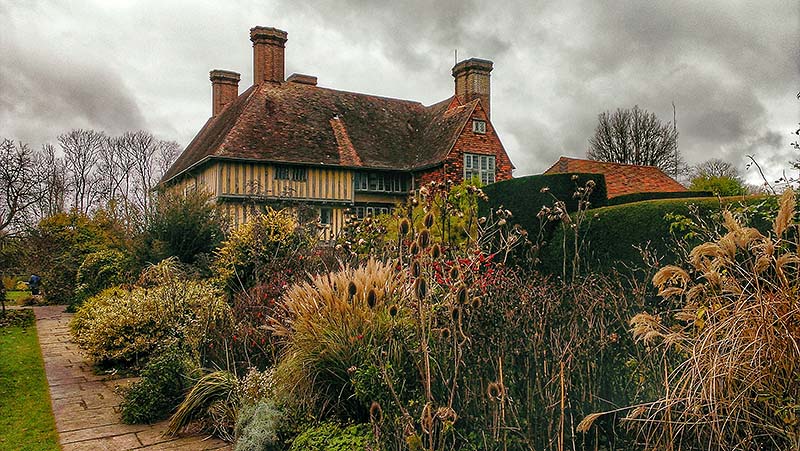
[29,273,41,296]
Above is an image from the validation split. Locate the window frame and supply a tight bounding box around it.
[463,153,496,185]
[472,119,487,134]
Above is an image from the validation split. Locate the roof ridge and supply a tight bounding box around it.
[330,117,363,167]
[558,156,665,170]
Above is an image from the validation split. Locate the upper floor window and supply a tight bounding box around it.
[464,153,496,185]
[352,205,391,219]
[472,120,486,134]
[354,172,409,193]
[275,165,307,181]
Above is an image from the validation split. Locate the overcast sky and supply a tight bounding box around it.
[1,0,798,183]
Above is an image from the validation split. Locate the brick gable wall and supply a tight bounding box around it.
[415,102,512,186]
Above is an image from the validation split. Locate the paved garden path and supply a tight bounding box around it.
[34,306,231,450]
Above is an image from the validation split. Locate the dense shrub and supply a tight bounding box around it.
[24,210,130,306]
[120,347,196,424]
[143,189,226,265]
[215,207,316,293]
[70,260,232,367]
[289,422,374,451]
[75,248,133,302]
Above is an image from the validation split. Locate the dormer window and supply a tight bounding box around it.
[472,119,486,134]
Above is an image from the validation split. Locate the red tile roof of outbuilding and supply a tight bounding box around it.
[544,157,686,198]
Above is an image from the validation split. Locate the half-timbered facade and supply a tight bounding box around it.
[162,26,514,240]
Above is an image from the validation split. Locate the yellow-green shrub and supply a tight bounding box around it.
[70,276,231,367]
[215,208,315,292]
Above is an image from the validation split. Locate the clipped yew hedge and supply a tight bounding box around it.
[480,173,608,237]
[604,190,713,206]
[539,195,778,275]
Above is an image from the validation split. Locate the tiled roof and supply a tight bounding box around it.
[544,156,686,198]
[162,82,477,183]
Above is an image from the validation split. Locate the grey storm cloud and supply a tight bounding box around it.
[0,0,797,183]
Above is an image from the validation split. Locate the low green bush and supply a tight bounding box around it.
[234,399,284,451]
[289,422,374,451]
[120,347,196,424]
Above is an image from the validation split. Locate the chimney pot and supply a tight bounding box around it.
[250,26,288,84]
[209,69,240,116]
[452,58,493,119]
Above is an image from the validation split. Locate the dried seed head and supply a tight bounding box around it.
[370,401,383,423]
[431,243,441,259]
[449,266,460,280]
[487,382,503,399]
[456,285,468,304]
[418,229,431,249]
[451,306,461,322]
[389,304,399,317]
[423,212,435,229]
[471,296,482,309]
[366,288,378,309]
[440,327,451,340]
[409,241,420,255]
[415,277,428,299]
[399,218,411,236]
[411,260,421,278]
[347,281,357,299]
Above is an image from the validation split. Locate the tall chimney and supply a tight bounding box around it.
[210,70,240,116]
[452,58,493,119]
[250,26,288,84]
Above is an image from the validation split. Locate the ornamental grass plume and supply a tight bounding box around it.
[268,259,409,418]
[581,188,800,450]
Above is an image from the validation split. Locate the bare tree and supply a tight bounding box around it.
[59,129,106,214]
[587,105,681,175]
[34,143,68,219]
[0,139,45,233]
[690,158,741,179]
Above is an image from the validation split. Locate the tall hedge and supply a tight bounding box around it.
[605,190,713,206]
[539,195,778,276]
[480,173,608,237]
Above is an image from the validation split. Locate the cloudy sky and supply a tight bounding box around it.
[1,0,798,182]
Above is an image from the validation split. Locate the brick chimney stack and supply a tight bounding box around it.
[209,70,240,117]
[452,58,493,119]
[250,26,288,84]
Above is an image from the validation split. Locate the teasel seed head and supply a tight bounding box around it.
[414,277,428,299]
[366,288,378,309]
[471,296,482,309]
[440,327,451,340]
[418,229,431,249]
[411,260,421,278]
[399,218,411,236]
[449,266,460,280]
[389,304,399,317]
[451,306,461,323]
[487,382,503,400]
[347,281,357,299]
[423,212,435,229]
[409,241,420,255]
[456,285,468,304]
[370,401,383,423]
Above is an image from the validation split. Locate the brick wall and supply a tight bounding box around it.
[416,102,513,186]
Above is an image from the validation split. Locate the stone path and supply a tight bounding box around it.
[34,306,231,450]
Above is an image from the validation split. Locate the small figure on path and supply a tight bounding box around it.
[29,273,41,296]
[0,282,5,315]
